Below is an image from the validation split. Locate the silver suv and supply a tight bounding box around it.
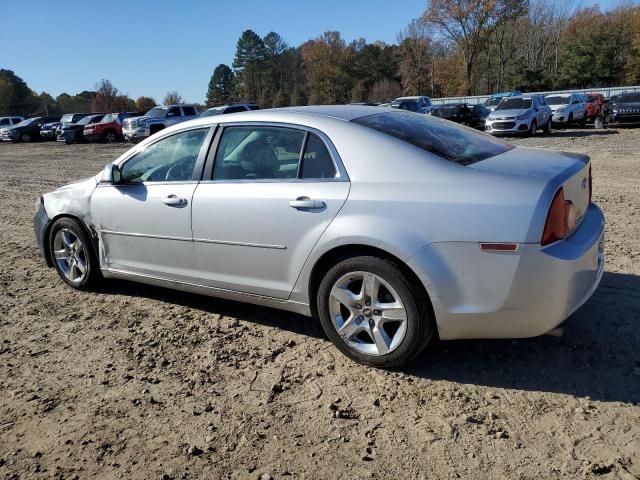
[123,104,199,142]
[545,93,587,126]
[485,95,552,136]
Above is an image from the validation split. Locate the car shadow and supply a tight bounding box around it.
[98,272,639,404]
[97,279,326,339]
[406,271,640,404]
[546,129,619,138]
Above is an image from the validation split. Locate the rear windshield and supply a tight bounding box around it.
[497,98,531,110]
[545,95,570,105]
[617,92,640,102]
[352,111,513,166]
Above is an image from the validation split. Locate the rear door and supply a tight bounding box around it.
[191,124,349,299]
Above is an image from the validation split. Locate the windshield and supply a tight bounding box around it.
[586,95,598,103]
[145,107,167,118]
[497,98,531,110]
[14,117,39,127]
[617,92,640,103]
[101,114,116,123]
[201,108,224,117]
[78,115,99,125]
[61,114,75,123]
[484,97,502,107]
[352,111,513,166]
[545,95,570,105]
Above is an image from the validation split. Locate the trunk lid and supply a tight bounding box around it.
[471,146,591,232]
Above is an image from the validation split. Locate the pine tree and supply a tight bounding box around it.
[206,64,235,107]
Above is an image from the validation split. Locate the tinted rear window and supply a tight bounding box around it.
[352,111,513,166]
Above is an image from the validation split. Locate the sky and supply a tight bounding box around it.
[0,0,626,104]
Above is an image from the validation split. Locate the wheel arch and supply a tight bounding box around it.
[43,214,99,268]
[307,244,437,335]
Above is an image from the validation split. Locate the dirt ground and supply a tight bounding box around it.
[0,128,639,480]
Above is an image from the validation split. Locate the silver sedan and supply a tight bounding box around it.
[33,106,605,367]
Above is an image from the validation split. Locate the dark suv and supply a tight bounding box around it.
[0,116,62,142]
[200,103,260,117]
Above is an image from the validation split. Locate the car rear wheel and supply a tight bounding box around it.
[317,256,434,367]
[20,132,31,142]
[48,218,101,290]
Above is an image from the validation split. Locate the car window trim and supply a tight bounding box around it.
[201,121,349,184]
[109,125,215,186]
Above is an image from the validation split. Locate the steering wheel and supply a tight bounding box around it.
[165,158,191,181]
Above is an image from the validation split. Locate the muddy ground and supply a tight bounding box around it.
[0,128,638,480]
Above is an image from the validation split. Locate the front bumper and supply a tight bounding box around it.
[1,132,17,141]
[606,114,640,125]
[123,126,150,141]
[485,118,531,135]
[33,202,52,266]
[40,130,57,139]
[408,204,605,340]
[551,111,569,123]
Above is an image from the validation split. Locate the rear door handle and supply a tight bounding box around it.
[289,197,326,209]
[162,194,188,207]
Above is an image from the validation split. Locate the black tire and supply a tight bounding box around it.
[529,120,537,137]
[317,255,434,367]
[104,130,118,143]
[20,132,31,143]
[48,217,101,290]
[567,113,573,128]
[543,118,552,134]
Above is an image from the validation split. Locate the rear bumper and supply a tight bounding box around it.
[408,204,605,340]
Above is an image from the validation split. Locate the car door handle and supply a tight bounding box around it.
[289,197,326,209]
[162,194,188,207]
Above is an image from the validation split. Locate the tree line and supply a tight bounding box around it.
[2,0,640,117]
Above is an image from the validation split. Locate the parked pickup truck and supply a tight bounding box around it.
[122,104,199,142]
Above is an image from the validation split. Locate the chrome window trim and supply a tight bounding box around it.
[203,121,349,184]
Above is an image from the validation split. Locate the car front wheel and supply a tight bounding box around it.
[48,218,101,290]
[317,256,434,367]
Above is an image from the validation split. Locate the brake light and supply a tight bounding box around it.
[589,165,593,203]
[541,188,566,245]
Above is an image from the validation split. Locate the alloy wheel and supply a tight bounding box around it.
[53,228,88,284]
[329,271,408,356]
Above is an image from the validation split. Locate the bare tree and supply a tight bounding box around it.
[423,0,528,94]
[163,91,183,105]
[397,19,434,96]
[368,78,403,102]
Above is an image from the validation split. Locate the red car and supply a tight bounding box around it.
[83,111,143,143]
[585,93,605,121]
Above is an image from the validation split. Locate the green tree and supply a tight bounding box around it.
[233,30,266,101]
[206,64,235,106]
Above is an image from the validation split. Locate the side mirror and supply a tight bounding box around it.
[102,163,122,184]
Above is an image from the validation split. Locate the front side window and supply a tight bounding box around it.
[352,110,513,166]
[120,128,209,183]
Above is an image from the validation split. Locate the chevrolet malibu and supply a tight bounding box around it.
[33,106,605,367]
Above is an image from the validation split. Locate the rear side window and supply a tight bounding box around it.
[300,134,337,179]
[0,119,9,125]
[352,111,513,166]
[167,107,181,117]
[182,106,196,116]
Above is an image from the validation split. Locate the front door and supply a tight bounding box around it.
[90,127,212,282]
[191,125,349,299]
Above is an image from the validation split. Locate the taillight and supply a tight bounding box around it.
[589,165,593,203]
[541,188,566,245]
